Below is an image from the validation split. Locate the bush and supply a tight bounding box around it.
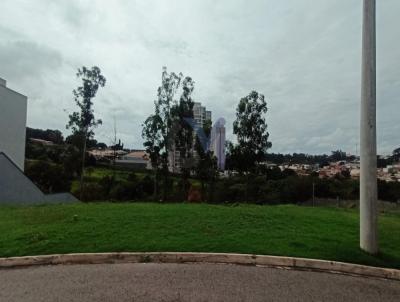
[212,174,363,204]
[127,172,138,182]
[378,180,400,202]
[99,175,115,197]
[25,160,71,193]
[77,183,106,201]
[140,175,154,196]
[109,182,134,201]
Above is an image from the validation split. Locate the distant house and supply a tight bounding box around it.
[89,149,127,160]
[29,138,54,145]
[115,150,151,170]
[350,168,360,179]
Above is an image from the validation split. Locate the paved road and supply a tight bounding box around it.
[0,263,399,302]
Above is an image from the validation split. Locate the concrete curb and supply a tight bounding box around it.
[0,252,399,280]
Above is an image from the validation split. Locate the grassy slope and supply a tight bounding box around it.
[0,203,399,268]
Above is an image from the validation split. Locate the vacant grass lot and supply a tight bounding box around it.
[0,203,399,268]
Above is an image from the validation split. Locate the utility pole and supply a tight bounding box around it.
[360,0,378,254]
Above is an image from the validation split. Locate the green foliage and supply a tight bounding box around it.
[393,147,400,162]
[232,91,272,172]
[212,173,398,204]
[194,118,218,202]
[170,76,196,200]
[142,114,164,170]
[377,155,393,168]
[65,133,106,150]
[66,66,106,200]
[61,144,83,177]
[213,174,360,204]
[0,203,399,268]
[262,152,356,166]
[25,140,82,179]
[378,180,400,202]
[75,168,155,202]
[330,150,347,161]
[142,67,189,201]
[26,143,64,163]
[78,183,105,201]
[157,67,183,155]
[25,160,72,193]
[66,66,106,138]
[171,76,195,172]
[225,141,248,174]
[26,127,64,144]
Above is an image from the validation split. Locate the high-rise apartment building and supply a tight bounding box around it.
[193,102,211,128]
[169,102,212,173]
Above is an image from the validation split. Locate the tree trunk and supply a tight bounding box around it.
[181,170,188,202]
[245,172,249,203]
[201,179,205,202]
[153,168,158,201]
[162,166,168,202]
[79,131,87,201]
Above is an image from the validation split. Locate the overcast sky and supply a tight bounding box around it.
[0,0,399,155]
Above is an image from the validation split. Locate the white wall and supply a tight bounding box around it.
[0,79,27,171]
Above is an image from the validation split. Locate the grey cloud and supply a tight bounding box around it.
[0,0,399,155]
[0,40,62,81]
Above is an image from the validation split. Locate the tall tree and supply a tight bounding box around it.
[194,118,217,201]
[143,67,182,201]
[171,76,195,200]
[66,66,106,199]
[232,90,272,201]
[142,112,164,200]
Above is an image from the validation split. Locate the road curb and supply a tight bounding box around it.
[0,252,399,280]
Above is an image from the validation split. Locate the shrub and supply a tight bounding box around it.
[75,183,105,201]
[139,175,154,197]
[25,160,71,193]
[99,175,115,197]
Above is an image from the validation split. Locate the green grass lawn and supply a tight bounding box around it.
[0,203,399,268]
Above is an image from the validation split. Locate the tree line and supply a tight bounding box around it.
[24,65,400,204]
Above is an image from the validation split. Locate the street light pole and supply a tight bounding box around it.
[360,0,378,254]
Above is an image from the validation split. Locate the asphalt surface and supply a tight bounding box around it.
[0,263,399,302]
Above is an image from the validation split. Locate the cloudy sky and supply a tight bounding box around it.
[0,0,398,155]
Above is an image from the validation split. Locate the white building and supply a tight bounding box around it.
[0,77,78,204]
[210,118,226,170]
[0,78,27,171]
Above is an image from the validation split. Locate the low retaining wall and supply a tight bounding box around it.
[1,252,399,280]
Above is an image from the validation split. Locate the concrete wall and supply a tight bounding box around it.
[0,79,27,171]
[0,153,79,205]
[44,193,79,203]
